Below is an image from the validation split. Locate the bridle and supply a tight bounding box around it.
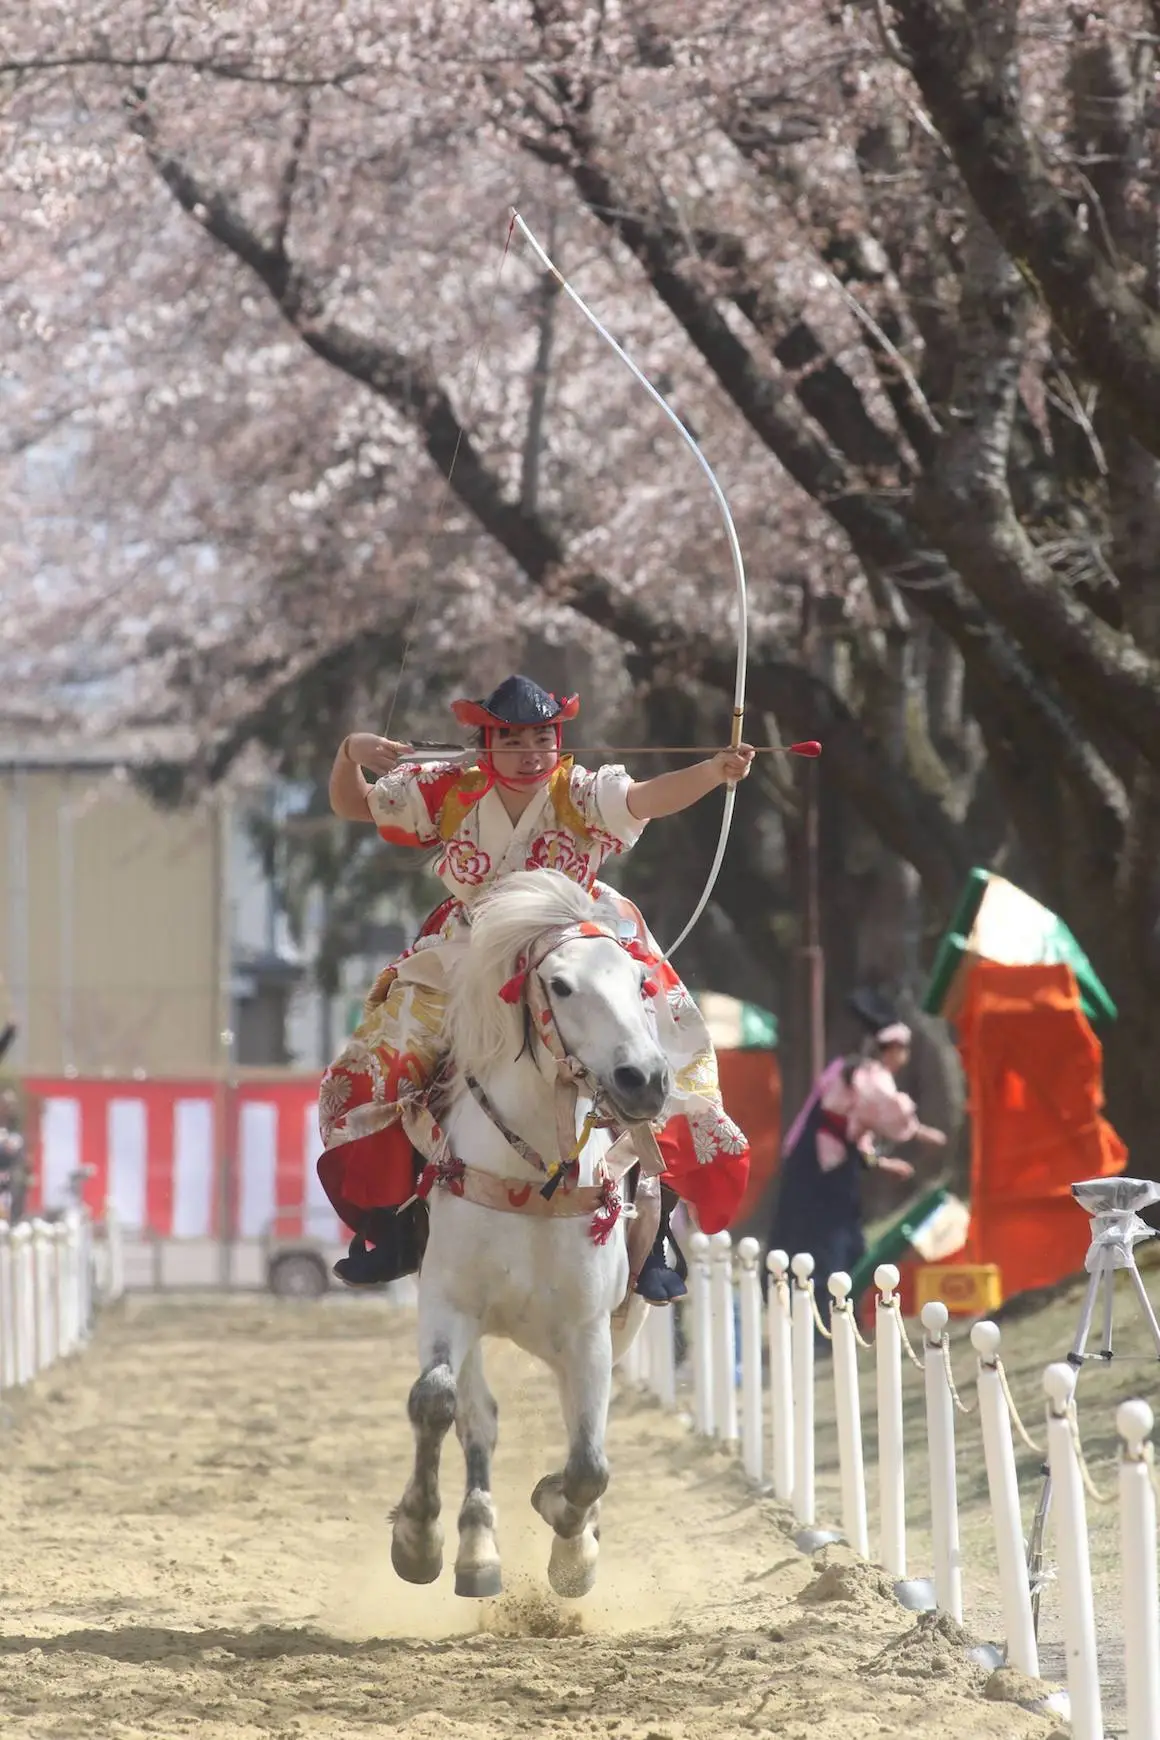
[484,917,653,1197]
[401,915,665,1243]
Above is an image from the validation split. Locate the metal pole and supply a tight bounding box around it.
[970,1322,1039,1677]
[921,1302,963,1620]
[799,579,826,1085]
[875,1264,907,1578]
[766,1249,794,1502]
[737,1237,764,1484]
[1118,1398,1160,1740]
[1044,1362,1103,1740]
[791,1252,816,1527]
[689,1231,714,1436]
[829,1272,869,1556]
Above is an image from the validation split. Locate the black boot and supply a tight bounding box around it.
[634,1189,689,1305]
[333,1202,427,1289]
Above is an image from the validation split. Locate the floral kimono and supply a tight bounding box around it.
[316,754,750,1242]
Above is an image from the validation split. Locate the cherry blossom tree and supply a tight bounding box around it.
[5,0,1160,1154]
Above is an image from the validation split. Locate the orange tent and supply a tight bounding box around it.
[920,959,1126,1300]
[717,1048,781,1229]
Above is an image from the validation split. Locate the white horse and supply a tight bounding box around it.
[389,868,670,1601]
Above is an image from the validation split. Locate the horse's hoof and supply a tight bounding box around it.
[391,1533,443,1586]
[454,1562,503,1599]
[530,1472,564,1522]
[548,1529,599,1600]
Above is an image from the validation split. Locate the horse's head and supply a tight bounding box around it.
[447,869,671,1124]
[533,923,671,1124]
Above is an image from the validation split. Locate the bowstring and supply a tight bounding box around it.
[382,212,519,740]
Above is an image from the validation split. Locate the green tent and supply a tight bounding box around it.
[849,1186,971,1304]
[922,868,1117,1027]
[693,992,778,1051]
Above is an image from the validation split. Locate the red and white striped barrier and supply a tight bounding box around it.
[25,1075,339,1242]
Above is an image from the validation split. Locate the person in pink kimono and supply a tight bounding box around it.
[769,1009,947,1333]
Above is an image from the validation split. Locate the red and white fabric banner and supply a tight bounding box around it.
[23,1076,341,1242]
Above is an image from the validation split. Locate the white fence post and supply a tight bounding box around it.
[790,1252,816,1528]
[11,1223,35,1386]
[1118,1398,1160,1740]
[105,1208,125,1303]
[645,1298,677,1408]
[765,1249,794,1503]
[737,1237,764,1484]
[1043,1363,1103,1740]
[76,1211,94,1339]
[689,1230,714,1436]
[710,1230,738,1445]
[829,1272,869,1557]
[970,1321,1038,1677]
[874,1263,907,1578]
[621,1320,645,1386]
[0,1224,13,1391]
[31,1220,57,1373]
[54,1222,72,1355]
[921,1301,963,1621]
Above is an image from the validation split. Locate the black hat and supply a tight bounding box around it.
[847,987,901,1035]
[451,675,580,730]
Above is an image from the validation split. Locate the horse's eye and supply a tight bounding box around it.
[549,977,573,998]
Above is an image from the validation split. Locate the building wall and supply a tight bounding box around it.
[1,764,225,1076]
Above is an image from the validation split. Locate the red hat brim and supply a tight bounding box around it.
[451,694,580,728]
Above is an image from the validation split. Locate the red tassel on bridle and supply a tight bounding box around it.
[499,963,528,1004]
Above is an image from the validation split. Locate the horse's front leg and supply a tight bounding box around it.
[452,1341,502,1598]
[391,1300,473,1587]
[532,1317,612,1599]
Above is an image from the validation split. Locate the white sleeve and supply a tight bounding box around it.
[365,763,442,846]
[569,763,647,850]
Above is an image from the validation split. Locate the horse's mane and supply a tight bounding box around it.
[445,870,621,1079]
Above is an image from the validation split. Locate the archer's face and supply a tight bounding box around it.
[487,725,559,783]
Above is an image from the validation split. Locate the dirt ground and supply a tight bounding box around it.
[0,1294,1067,1740]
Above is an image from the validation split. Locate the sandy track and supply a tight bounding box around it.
[0,1296,1059,1740]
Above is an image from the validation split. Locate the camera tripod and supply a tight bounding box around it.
[1026,1176,1160,1628]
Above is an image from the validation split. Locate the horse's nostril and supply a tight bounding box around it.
[613,1064,647,1096]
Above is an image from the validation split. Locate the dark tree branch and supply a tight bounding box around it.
[2,50,368,88]
[889,0,1160,458]
[272,98,312,259]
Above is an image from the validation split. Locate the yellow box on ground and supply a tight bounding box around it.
[914,1263,1002,1317]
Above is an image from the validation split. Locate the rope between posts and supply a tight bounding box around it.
[938,1335,977,1414]
[1065,1402,1113,1506]
[890,1297,925,1369]
[1121,1433,1160,1509]
[848,1306,875,1350]
[826,1297,874,1349]
[994,1358,1043,1454]
[807,1280,834,1342]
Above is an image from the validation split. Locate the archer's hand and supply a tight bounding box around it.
[713,744,756,786]
[344,733,409,776]
[877,1156,915,1181]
